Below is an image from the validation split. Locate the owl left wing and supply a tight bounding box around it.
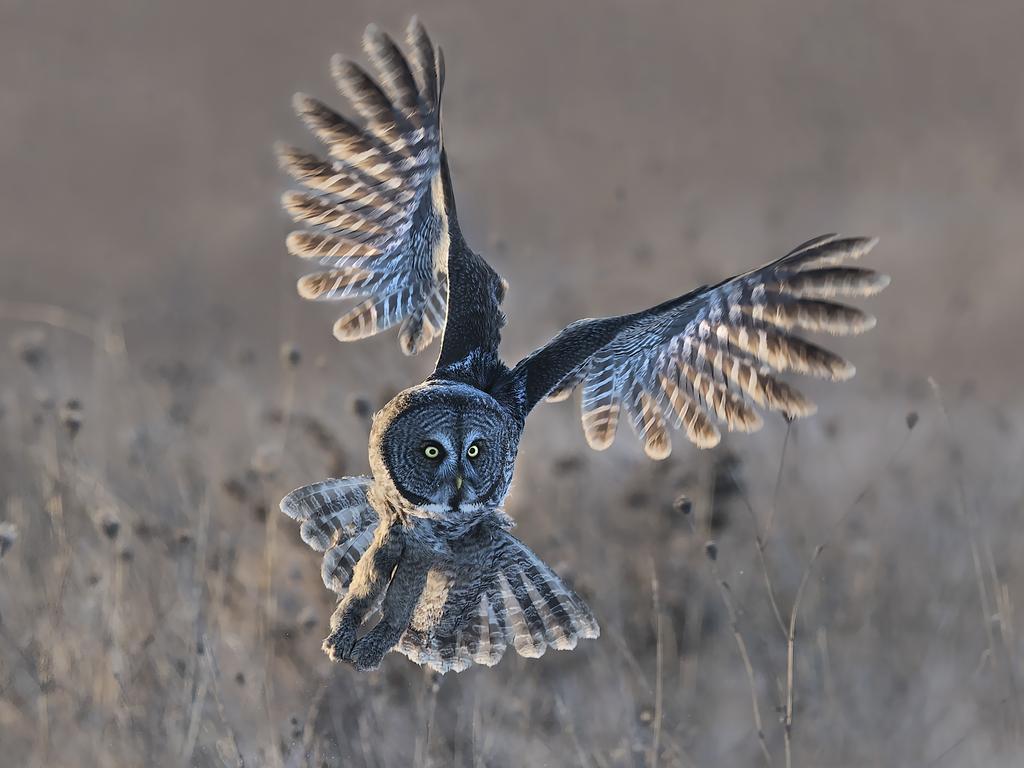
[280,476,379,596]
[396,529,599,674]
[508,236,888,458]
[279,18,507,363]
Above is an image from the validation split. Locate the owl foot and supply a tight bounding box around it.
[322,624,357,662]
[350,635,389,671]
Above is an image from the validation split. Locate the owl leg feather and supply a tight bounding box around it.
[350,551,429,670]
[322,523,404,663]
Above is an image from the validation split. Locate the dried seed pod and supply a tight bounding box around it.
[10,328,47,369]
[672,494,693,516]
[280,342,302,368]
[0,522,17,559]
[60,398,83,439]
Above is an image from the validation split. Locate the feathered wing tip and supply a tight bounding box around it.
[279,477,378,594]
[396,532,599,674]
[280,19,451,356]
[559,236,887,458]
[398,281,447,355]
[545,363,586,403]
[580,355,621,451]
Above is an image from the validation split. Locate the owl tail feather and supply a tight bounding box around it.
[280,476,379,595]
[397,529,600,674]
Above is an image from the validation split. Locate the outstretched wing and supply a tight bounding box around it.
[280,477,379,595]
[510,236,888,458]
[396,527,599,674]
[278,18,507,365]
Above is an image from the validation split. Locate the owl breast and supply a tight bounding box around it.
[402,518,501,641]
[408,566,456,633]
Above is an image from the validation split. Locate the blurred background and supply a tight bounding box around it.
[2,1,1023,765]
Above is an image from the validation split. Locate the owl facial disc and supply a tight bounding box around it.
[369,382,522,522]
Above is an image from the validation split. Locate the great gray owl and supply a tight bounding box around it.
[278,18,889,674]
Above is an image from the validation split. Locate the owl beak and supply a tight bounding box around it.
[455,474,463,491]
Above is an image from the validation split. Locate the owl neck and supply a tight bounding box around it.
[423,509,514,540]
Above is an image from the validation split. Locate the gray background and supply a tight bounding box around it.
[2,2,1023,766]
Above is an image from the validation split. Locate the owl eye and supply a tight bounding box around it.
[466,443,480,459]
[422,442,444,460]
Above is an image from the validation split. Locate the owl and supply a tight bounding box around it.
[278,18,889,673]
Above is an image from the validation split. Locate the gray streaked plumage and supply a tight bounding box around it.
[281,475,597,673]
[278,18,888,673]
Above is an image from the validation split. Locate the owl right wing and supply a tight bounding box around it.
[508,236,888,458]
[397,528,600,674]
[279,18,507,365]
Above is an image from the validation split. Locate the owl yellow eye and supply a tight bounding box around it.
[423,443,442,460]
[466,443,480,458]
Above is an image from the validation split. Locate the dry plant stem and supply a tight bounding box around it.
[45,417,71,623]
[204,640,245,768]
[784,544,821,768]
[608,626,655,696]
[0,622,53,767]
[356,707,376,768]
[416,672,441,768]
[331,684,356,768]
[685,510,773,766]
[259,362,298,755]
[292,677,329,768]
[650,561,664,768]
[929,378,1022,742]
[928,380,996,658]
[471,688,484,768]
[716,567,774,767]
[556,693,595,768]
[729,464,788,640]
[182,495,216,764]
[763,422,792,543]
[181,645,211,764]
[680,456,715,701]
[207,557,243,765]
[783,419,917,768]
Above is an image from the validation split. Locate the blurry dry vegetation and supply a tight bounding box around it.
[3,1,1024,767]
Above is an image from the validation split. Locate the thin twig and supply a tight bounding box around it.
[416,671,441,768]
[685,511,772,765]
[555,693,595,768]
[260,362,298,754]
[181,646,211,764]
[763,422,792,543]
[204,638,245,768]
[715,568,774,767]
[650,559,664,768]
[929,378,1021,742]
[295,677,330,768]
[728,465,788,640]
[782,416,917,768]
[784,544,821,768]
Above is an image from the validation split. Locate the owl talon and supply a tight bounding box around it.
[322,625,357,662]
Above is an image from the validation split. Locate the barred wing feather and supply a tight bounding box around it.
[278,19,450,356]
[279,477,379,595]
[515,236,888,458]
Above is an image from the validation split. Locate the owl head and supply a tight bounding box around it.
[368,381,522,522]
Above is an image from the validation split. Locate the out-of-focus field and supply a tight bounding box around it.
[2,1,1024,766]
